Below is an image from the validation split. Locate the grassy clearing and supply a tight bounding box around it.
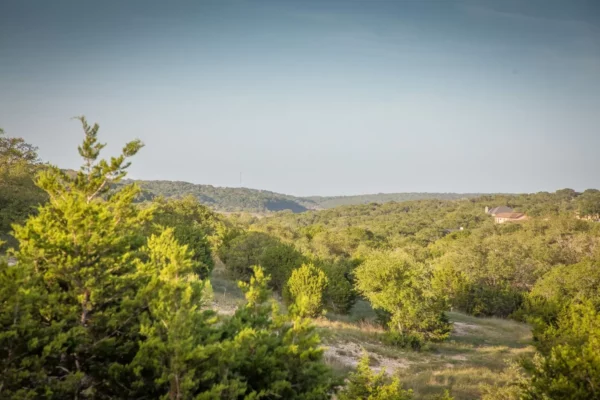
[210,262,245,314]
[320,303,533,400]
[209,271,534,400]
[401,312,533,399]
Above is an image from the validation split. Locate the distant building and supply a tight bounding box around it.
[494,212,528,224]
[485,206,514,216]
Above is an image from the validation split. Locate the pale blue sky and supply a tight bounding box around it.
[1,0,599,196]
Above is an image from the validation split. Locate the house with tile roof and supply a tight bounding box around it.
[494,212,528,224]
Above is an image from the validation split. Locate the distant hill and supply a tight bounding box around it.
[127,180,316,212]
[125,179,485,213]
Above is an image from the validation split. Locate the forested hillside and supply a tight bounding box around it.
[128,179,315,212]
[128,179,485,213]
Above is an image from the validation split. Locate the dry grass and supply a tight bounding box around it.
[209,263,245,315]
[321,306,534,400]
[208,272,534,400]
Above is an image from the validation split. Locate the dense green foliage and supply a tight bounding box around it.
[319,260,357,314]
[524,302,600,399]
[217,231,357,315]
[354,250,450,343]
[152,195,232,278]
[217,231,304,288]
[3,117,151,397]
[433,218,600,317]
[0,129,47,248]
[0,119,337,399]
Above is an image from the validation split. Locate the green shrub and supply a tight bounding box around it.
[321,261,357,314]
[355,250,451,340]
[338,353,412,400]
[152,197,226,278]
[381,331,424,350]
[259,242,305,292]
[432,259,524,318]
[218,231,277,279]
[523,302,600,399]
[286,263,328,318]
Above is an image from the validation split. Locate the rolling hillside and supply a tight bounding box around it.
[127,179,485,213]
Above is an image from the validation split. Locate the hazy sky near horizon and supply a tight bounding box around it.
[1,0,599,196]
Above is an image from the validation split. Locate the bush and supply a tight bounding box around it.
[286,263,328,318]
[523,302,600,399]
[0,119,339,399]
[152,196,230,278]
[355,250,451,340]
[321,261,357,315]
[462,284,524,317]
[338,353,412,400]
[218,231,277,279]
[432,259,524,318]
[218,232,306,294]
[381,331,424,350]
[259,242,305,292]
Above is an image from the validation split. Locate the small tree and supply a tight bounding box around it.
[322,261,357,314]
[286,263,328,318]
[259,242,304,292]
[338,353,412,400]
[131,228,218,399]
[355,250,450,341]
[215,266,337,399]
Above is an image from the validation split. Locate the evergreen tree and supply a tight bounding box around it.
[321,261,357,315]
[286,263,329,318]
[131,228,221,399]
[221,266,337,399]
[258,242,304,292]
[10,117,152,397]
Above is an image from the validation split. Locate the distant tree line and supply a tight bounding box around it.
[123,180,489,213]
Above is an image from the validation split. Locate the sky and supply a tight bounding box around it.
[1,0,599,196]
